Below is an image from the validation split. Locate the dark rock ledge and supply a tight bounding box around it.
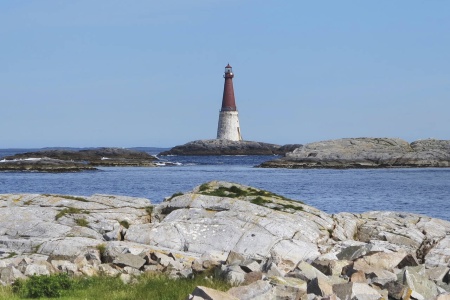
[159,139,302,156]
[0,158,95,172]
[0,148,158,172]
[259,138,450,169]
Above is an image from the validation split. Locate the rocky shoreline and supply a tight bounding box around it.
[159,139,302,156]
[259,138,450,169]
[1,181,450,299]
[0,148,158,172]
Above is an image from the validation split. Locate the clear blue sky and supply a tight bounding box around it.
[1,1,449,148]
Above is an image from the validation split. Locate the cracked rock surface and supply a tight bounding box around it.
[1,181,450,299]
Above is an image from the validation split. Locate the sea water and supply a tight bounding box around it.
[1,148,449,221]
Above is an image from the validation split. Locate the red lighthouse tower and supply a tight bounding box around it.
[221,64,237,111]
[217,64,242,141]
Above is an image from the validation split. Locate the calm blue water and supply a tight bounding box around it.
[1,148,449,221]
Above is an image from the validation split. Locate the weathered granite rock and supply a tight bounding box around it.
[259,138,450,168]
[188,286,238,300]
[0,266,27,285]
[425,236,450,268]
[1,181,450,300]
[332,282,383,300]
[227,280,273,300]
[402,266,440,300]
[1,147,158,171]
[113,253,146,270]
[146,183,324,269]
[0,193,151,259]
[437,294,450,300]
[159,139,302,156]
[307,276,334,297]
[426,266,450,282]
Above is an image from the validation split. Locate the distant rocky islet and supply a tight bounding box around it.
[259,138,450,169]
[0,148,158,172]
[159,139,302,156]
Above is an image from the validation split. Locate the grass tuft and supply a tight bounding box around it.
[44,194,89,202]
[75,218,89,227]
[198,183,209,191]
[197,184,300,204]
[168,192,183,201]
[55,207,82,220]
[250,196,271,206]
[250,196,303,212]
[145,206,153,216]
[119,220,130,229]
[96,244,106,260]
[1,252,17,259]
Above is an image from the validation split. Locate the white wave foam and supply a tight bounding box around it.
[155,162,183,166]
[0,158,42,163]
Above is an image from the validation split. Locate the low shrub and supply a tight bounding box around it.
[198,183,209,191]
[12,273,72,298]
[119,220,130,229]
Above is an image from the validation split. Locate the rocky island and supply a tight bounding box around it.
[0,148,158,172]
[259,138,450,169]
[159,139,301,156]
[0,157,96,172]
[1,181,450,299]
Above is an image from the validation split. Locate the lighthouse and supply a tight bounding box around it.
[217,64,243,141]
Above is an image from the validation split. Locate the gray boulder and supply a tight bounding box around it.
[113,253,146,270]
[332,282,383,300]
[228,280,273,300]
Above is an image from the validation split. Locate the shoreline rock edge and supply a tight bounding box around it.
[0,181,449,299]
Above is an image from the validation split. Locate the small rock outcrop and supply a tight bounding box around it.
[1,181,450,299]
[0,148,158,172]
[259,138,450,169]
[0,158,96,172]
[159,139,301,156]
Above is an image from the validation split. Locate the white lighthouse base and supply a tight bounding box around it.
[217,111,242,141]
